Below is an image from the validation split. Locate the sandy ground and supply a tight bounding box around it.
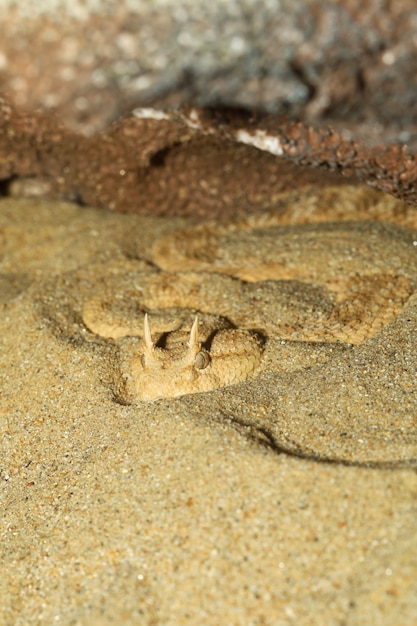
[1,196,416,625]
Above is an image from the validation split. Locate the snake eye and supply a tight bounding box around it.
[194,350,210,370]
[140,354,146,367]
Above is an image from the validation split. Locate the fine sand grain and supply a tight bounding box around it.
[1,193,416,625]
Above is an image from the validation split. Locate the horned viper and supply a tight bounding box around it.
[82,185,417,401]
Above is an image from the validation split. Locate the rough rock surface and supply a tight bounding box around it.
[1,101,417,215]
[0,1,417,213]
[1,0,417,141]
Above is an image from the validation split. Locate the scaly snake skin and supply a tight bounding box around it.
[82,186,417,401]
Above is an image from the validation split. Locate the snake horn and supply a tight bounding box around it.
[189,316,199,351]
[144,313,154,351]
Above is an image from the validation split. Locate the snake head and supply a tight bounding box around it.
[130,314,263,402]
[134,314,213,400]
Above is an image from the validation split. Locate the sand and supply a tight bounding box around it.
[1,196,416,625]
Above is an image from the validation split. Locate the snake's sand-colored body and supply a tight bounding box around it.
[82,186,417,401]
